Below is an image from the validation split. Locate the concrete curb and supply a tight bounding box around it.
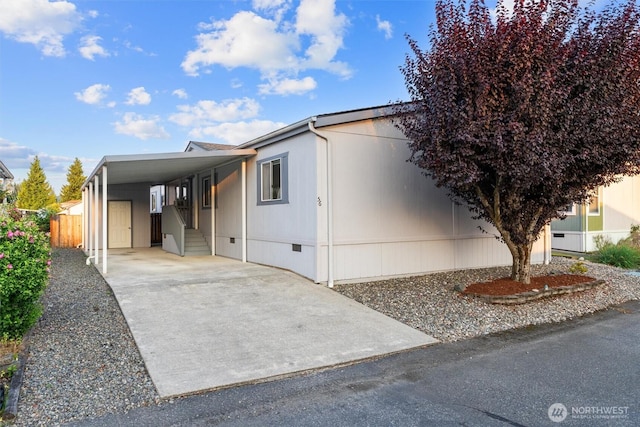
[1,330,32,422]
[2,351,27,421]
[462,279,606,304]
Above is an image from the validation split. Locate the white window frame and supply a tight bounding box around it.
[588,188,601,216]
[257,153,289,205]
[560,203,576,216]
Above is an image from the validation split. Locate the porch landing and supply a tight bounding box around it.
[98,248,438,397]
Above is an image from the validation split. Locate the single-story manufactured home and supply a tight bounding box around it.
[82,105,550,285]
[551,176,640,253]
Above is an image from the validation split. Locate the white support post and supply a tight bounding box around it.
[102,166,108,274]
[94,174,99,265]
[210,167,216,256]
[242,159,247,263]
[88,183,93,257]
[81,189,85,251]
[193,174,198,229]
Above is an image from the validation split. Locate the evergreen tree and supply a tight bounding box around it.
[60,158,86,202]
[16,156,57,210]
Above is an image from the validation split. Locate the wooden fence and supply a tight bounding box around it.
[50,215,82,248]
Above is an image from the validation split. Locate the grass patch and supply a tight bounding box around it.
[593,244,640,269]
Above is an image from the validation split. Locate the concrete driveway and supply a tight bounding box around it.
[99,248,437,398]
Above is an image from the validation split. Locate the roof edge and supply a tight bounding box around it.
[236,103,403,150]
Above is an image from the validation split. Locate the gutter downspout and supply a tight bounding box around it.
[308,118,334,288]
[543,224,550,265]
[584,204,588,253]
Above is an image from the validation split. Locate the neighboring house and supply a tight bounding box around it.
[551,176,640,253]
[0,160,14,203]
[59,200,83,215]
[82,105,550,283]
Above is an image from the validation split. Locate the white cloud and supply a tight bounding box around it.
[0,138,36,169]
[258,76,317,95]
[182,11,298,76]
[0,0,83,57]
[75,83,111,105]
[252,0,292,21]
[376,15,392,40]
[295,0,350,77]
[181,0,351,92]
[123,40,156,56]
[190,120,287,145]
[0,137,95,192]
[79,35,109,60]
[168,97,282,145]
[169,98,261,127]
[172,88,188,99]
[252,0,291,11]
[113,113,169,140]
[125,87,151,105]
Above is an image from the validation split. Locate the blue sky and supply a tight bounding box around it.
[0,0,436,193]
[0,0,611,193]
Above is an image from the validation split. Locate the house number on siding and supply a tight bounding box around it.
[317,197,322,206]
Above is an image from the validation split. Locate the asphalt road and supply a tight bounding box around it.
[72,300,640,427]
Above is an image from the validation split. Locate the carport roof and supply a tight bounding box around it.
[82,149,256,188]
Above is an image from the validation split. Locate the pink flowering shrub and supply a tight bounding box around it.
[0,213,51,340]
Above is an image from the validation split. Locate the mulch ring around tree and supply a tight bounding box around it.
[459,274,606,304]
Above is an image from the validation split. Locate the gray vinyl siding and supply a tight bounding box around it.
[214,162,243,260]
[246,133,318,280]
[552,213,583,232]
[312,119,545,283]
[86,183,150,249]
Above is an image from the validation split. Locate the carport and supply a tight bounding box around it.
[81,149,256,274]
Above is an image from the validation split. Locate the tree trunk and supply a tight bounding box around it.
[511,242,533,284]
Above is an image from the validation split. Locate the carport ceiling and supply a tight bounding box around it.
[83,149,257,187]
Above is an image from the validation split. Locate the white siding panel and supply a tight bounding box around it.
[215,236,242,259]
[215,163,242,259]
[604,176,640,232]
[246,133,318,274]
[248,240,316,280]
[243,117,550,283]
[552,232,585,252]
[108,183,150,248]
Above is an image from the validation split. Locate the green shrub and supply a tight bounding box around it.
[593,244,640,269]
[0,214,51,340]
[593,234,613,252]
[27,205,59,233]
[569,261,588,274]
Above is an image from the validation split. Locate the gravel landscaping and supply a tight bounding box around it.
[6,249,640,425]
[10,249,159,426]
[334,257,640,342]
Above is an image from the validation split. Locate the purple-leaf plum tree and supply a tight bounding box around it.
[394,0,640,284]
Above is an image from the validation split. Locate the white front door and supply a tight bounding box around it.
[108,200,132,248]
